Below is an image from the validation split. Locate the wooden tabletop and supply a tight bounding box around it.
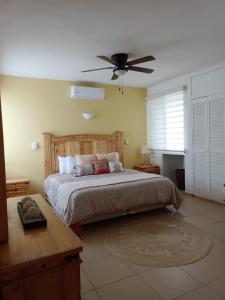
[6,178,30,184]
[0,194,82,269]
[134,164,153,168]
[134,164,159,169]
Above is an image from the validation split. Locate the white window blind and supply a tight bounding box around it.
[147,89,185,152]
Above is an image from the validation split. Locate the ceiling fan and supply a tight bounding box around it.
[82,53,155,80]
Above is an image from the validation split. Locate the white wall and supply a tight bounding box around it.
[147,74,188,97]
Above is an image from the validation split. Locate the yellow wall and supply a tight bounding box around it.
[0,75,146,194]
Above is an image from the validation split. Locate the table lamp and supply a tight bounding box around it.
[141,145,151,165]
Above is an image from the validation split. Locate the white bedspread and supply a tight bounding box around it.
[44,169,182,225]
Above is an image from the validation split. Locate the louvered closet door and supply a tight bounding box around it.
[192,97,210,198]
[209,93,225,201]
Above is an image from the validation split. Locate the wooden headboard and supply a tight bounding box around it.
[43,131,124,177]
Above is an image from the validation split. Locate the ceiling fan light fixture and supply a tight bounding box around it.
[114,69,128,76]
[82,53,155,81]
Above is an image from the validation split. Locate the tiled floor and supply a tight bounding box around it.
[80,192,225,300]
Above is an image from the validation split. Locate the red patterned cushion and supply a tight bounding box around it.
[90,159,110,175]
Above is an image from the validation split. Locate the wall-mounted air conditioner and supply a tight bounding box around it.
[70,86,104,100]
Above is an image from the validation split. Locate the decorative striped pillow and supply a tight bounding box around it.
[90,159,110,175]
[76,164,94,176]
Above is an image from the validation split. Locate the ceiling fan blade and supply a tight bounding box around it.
[127,66,154,74]
[127,55,155,66]
[111,73,119,80]
[82,67,114,73]
[97,56,118,66]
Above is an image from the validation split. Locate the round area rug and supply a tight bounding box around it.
[103,215,212,267]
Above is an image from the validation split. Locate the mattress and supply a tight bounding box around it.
[44,169,183,225]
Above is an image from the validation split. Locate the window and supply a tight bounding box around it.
[147,89,185,152]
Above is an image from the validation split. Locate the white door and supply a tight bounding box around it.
[209,93,225,201]
[192,97,210,198]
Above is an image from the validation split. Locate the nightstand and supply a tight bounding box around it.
[134,164,160,175]
[6,179,30,198]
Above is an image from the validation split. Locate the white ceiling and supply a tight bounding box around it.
[1,0,225,87]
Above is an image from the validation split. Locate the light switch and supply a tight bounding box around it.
[123,138,129,145]
[31,142,39,150]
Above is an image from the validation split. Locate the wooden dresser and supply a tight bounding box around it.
[0,194,83,300]
[134,164,160,175]
[6,179,30,198]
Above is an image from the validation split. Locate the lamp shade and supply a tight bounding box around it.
[141,145,150,155]
[114,69,128,76]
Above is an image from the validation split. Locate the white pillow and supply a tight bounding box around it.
[58,156,67,174]
[66,156,77,174]
[108,161,124,173]
[75,154,97,165]
[96,152,119,163]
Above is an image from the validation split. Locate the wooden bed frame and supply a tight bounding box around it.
[43,131,173,238]
[43,131,124,178]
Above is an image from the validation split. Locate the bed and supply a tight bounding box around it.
[43,131,182,234]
